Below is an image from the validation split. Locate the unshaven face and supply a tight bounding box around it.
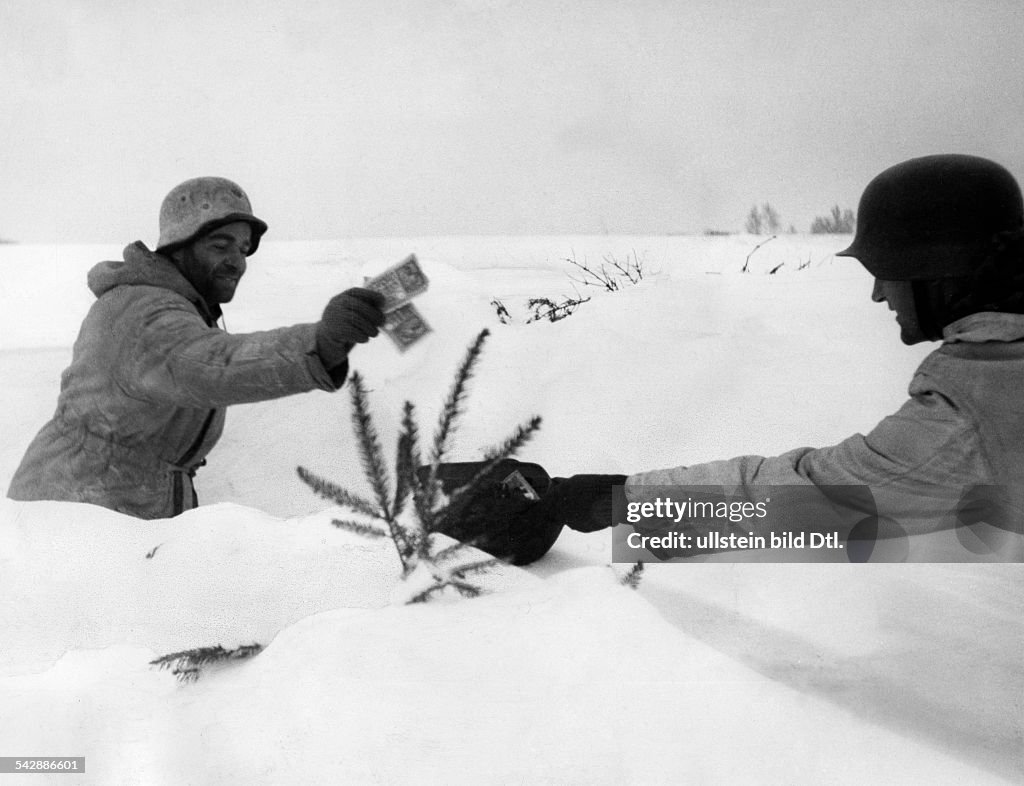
[175,221,253,305]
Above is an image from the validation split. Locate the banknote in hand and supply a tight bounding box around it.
[383,302,432,352]
[364,254,429,313]
[364,255,432,350]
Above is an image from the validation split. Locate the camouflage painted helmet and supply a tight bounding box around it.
[156,177,268,255]
[837,154,1023,280]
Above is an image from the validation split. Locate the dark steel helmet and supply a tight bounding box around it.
[837,154,1023,280]
[156,177,268,256]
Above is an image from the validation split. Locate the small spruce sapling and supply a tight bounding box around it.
[298,328,542,603]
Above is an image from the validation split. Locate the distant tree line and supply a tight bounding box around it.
[809,205,856,234]
[740,203,855,235]
[744,203,782,234]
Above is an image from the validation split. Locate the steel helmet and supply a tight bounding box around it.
[837,154,1023,280]
[156,177,268,255]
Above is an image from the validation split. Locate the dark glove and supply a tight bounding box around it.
[316,288,387,368]
[528,474,628,533]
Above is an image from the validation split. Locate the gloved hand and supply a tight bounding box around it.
[316,288,387,369]
[527,474,628,533]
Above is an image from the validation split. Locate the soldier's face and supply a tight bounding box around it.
[871,279,927,344]
[177,222,253,305]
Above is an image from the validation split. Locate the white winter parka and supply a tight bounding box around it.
[8,242,340,519]
[625,312,1024,561]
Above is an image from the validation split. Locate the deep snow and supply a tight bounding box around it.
[1,236,1020,784]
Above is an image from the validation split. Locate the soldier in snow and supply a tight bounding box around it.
[527,154,1024,560]
[8,177,386,519]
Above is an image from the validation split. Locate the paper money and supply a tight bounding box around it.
[364,254,429,313]
[364,254,431,351]
[383,302,432,352]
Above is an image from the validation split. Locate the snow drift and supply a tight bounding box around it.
[1,236,1020,784]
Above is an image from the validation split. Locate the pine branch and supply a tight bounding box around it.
[620,561,645,589]
[432,541,472,564]
[407,584,444,604]
[415,519,440,562]
[434,415,542,533]
[401,527,427,564]
[348,372,424,571]
[232,643,264,659]
[405,576,484,603]
[429,466,500,536]
[418,329,492,528]
[393,401,420,520]
[150,643,263,683]
[331,518,389,539]
[450,558,501,579]
[430,328,489,466]
[296,465,381,518]
[481,415,543,463]
[150,645,224,671]
[450,579,485,598]
[412,473,441,535]
[348,371,393,522]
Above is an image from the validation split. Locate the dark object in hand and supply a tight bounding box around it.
[422,459,565,566]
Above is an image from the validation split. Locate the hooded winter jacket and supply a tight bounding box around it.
[7,242,341,519]
[625,312,1024,560]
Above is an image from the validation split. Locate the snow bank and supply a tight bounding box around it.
[0,498,535,676]
[0,499,388,675]
[1,237,1019,784]
[1,560,1008,785]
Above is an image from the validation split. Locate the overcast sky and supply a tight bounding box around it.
[2,0,1022,243]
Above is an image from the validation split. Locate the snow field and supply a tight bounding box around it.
[1,237,1019,783]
